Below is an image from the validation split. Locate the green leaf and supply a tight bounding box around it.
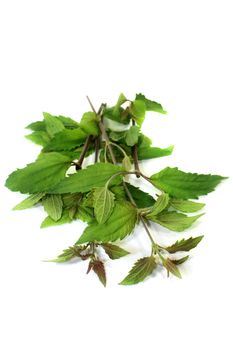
[109,131,127,141]
[13,192,45,210]
[122,155,132,171]
[101,243,130,259]
[119,256,157,285]
[150,167,227,199]
[136,93,167,114]
[80,112,99,136]
[165,236,204,253]
[103,106,130,125]
[77,201,137,243]
[113,93,127,114]
[149,211,203,232]
[75,205,95,223]
[42,194,63,221]
[25,131,51,147]
[130,100,146,126]
[163,258,182,278]
[87,260,106,287]
[170,199,205,213]
[48,245,87,263]
[126,183,155,208]
[26,121,46,131]
[147,193,169,217]
[171,256,189,265]
[125,125,140,146]
[56,115,79,129]
[50,163,122,194]
[43,128,87,151]
[41,209,72,228]
[5,152,71,194]
[93,187,115,224]
[138,145,174,160]
[43,112,65,137]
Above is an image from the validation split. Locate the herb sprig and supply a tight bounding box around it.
[5,93,227,286]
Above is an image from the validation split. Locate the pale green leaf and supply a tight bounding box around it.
[26,121,45,131]
[42,194,63,221]
[93,187,115,224]
[43,112,65,137]
[147,193,169,217]
[163,258,182,278]
[80,112,99,136]
[138,145,174,160]
[13,193,45,210]
[122,155,132,171]
[77,201,137,243]
[119,256,157,285]
[149,211,204,232]
[50,163,122,194]
[150,167,227,199]
[41,209,72,228]
[136,93,167,114]
[130,100,146,126]
[170,199,205,212]
[56,115,79,129]
[5,152,71,194]
[125,125,140,146]
[25,131,50,147]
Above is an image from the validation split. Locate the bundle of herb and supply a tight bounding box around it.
[5,94,226,286]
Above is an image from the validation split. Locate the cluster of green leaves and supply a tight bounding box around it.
[5,94,227,286]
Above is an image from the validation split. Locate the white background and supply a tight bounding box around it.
[0,1,232,349]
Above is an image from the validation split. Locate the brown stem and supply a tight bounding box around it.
[74,135,92,170]
[132,119,140,178]
[94,137,100,163]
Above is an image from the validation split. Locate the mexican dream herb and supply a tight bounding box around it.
[5,94,227,286]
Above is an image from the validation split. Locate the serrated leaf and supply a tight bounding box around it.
[42,194,63,221]
[43,112,65,137]
[136,93,167,114]
[77,201,137,243]
[147,193,169,217]
[163,258,182,278]
[125,125,140,146]
[25,131,51,147]
[149,211,203,232]
[41,209,72,228]
[43,128,87,151]
[75,205,95,223]
[126,183,155,208]
[150,167,227,199]
[26,120,46,131]
[5,152,71,194]
[170,199,205,212]
[119,256,157,285]
[122,155,132,171]
[48,245,87,263]
[101,243,130,259]
[80,112,99,136]
[138,145,174,160]
[130,100,146,126]
[87,260,106,287]
[50,163,122,194]
[63,193,82,208]
[13,192,45,210]
[56,115,79,129]
[93,187,115,224]
[165,236,204,253]
[103,106,130,125]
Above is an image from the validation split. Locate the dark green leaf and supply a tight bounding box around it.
[5,152,71,194]
[50,163,122,194]
[56,115,79,129]
[119,256,157,285]
[77,201,137,243]
[101,243,130,259]
[150,167,227,199]
[43,128,87,151]
[171,256,189,265]
[126,183,155,208]
[165,236,204,253]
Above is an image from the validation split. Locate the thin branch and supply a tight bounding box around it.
[73,135,92,170]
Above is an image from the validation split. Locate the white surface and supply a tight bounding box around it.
[0,1,232,349]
